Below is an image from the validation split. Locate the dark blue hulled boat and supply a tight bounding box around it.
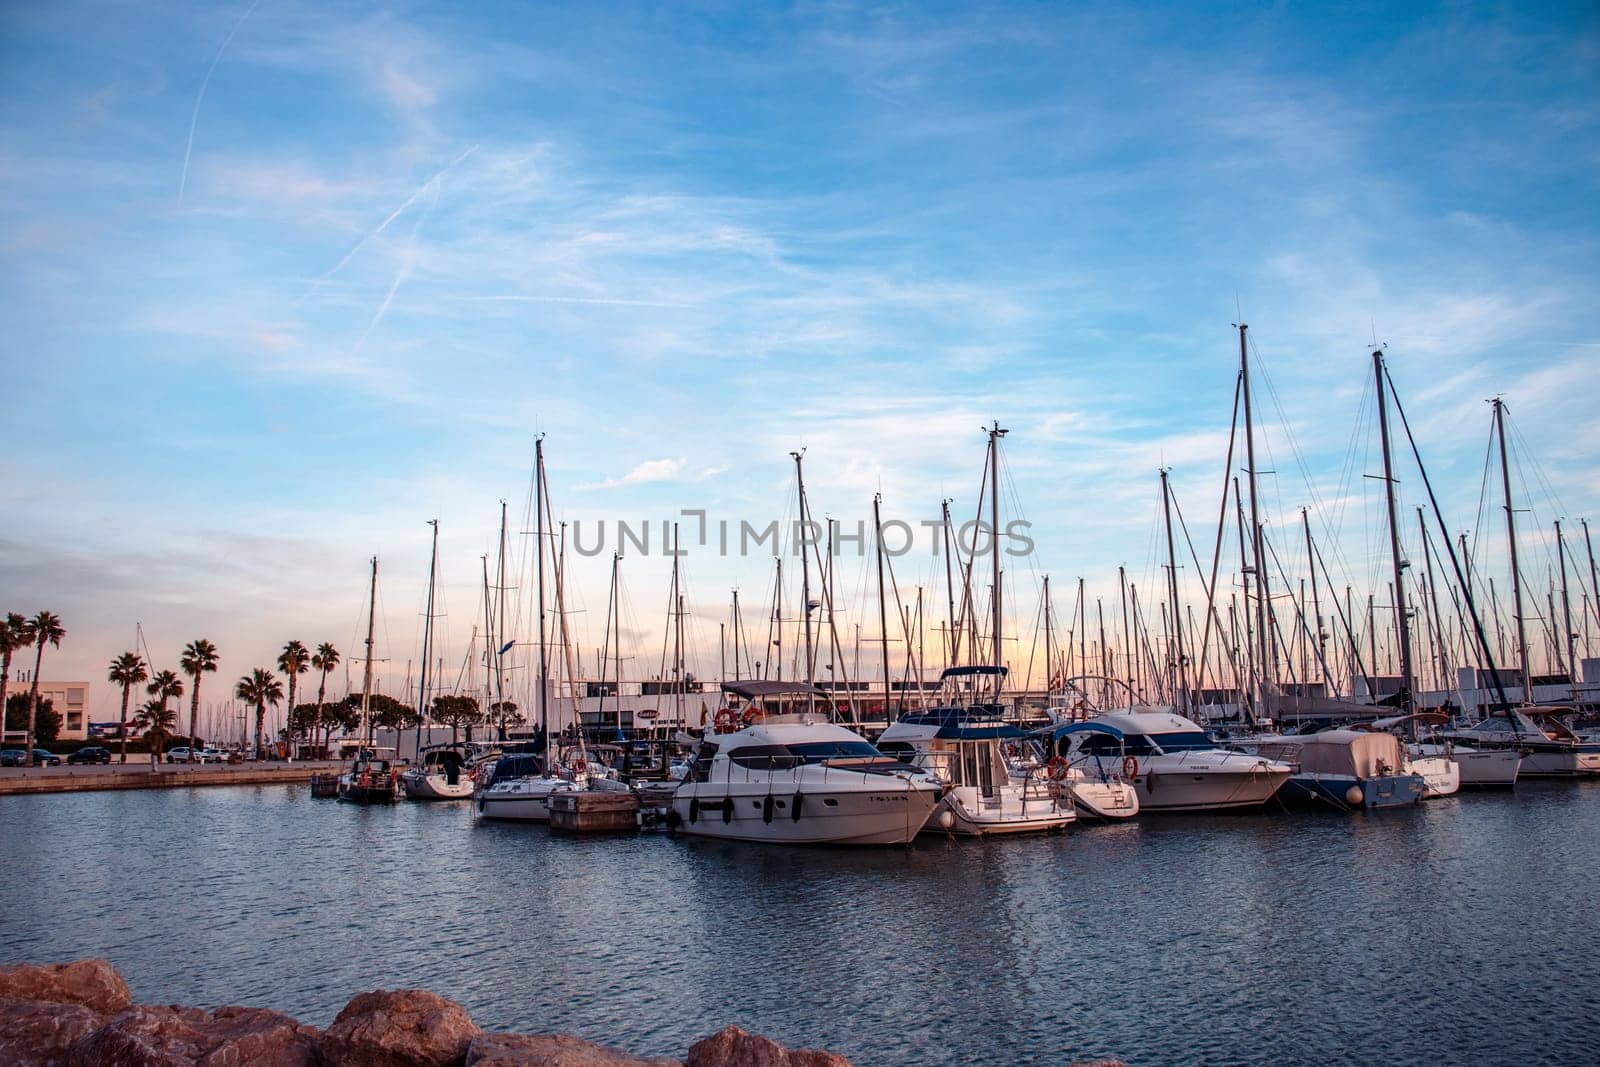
[1251,730,1425,810]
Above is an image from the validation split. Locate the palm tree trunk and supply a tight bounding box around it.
[313,670,328,760]
[25,641,44,766]
[118,685,131,763]
[0,648,12,744]
[286,677,298,761]
[187,679,201,763]
[254,701,265,759]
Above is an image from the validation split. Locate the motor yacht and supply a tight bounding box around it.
[670,681,941,845]
[1027,722,1139,819]
[399,744,475,800]
[1445,708,1600,778]
[1058,709,1292,812]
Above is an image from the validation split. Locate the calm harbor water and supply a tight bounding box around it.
[3,783,1598,1065]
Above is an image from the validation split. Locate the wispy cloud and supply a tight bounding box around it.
[578,458,689,491]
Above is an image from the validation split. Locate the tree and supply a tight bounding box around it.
[236,668,284,759]
[310,643,340,759]
[179,639,219,762]
[345,692,416,732]
[430,694,482,743]
[490,700,523,732]
[0,613,29,744]
[107,652,148,763]
[321,700,360,752]
[6,693,59,744]
[277,641,310,752]
[22,611,64,766]
[133,697,178,768]
[145,669,184,754]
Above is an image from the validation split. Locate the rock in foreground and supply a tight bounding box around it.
[0,959,859,1066]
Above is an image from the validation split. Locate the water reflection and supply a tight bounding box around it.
[1,782,1596,1064]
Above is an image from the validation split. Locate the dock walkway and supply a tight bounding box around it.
[0,761,344,795]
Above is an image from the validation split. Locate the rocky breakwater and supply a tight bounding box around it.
[0,958,852,1066]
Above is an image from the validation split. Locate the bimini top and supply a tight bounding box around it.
[1035,720,1125,743]
[892,706,1027,740]
[939,665,1008,679]
[1088,710,1205,736]
[1361,712,1449,731]
[483,753,545,786]
[721,679,829,700]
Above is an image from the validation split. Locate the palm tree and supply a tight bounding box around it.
[310,642,340,760]
[179,639,220,762]
[133,697,178,769]
[1,614,30,746]
[22,612,65,766]
[235,668,284,760]
[277,640,310,757]
[144,670,183,761]
[107,652,149,764]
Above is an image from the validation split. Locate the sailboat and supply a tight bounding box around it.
[398,520,476,800]
[339,556,400,805]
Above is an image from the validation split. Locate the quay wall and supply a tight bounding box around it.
[0,761,342,796]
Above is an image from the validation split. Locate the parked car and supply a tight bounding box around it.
[67,746,113,765]
[0,749,27,767]
[31,749,61,766]
[198,748,228,763]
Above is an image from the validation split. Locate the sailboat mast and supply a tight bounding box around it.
[361,557,377,745]
[1043,574,1053,696]
[989,423,1007,698]
[535,435,549,756]
[1373,350,1415,712]
[1557,521,1578,704]
[495,499,508,740]
[1493,399,1531,701]
[1302,509,1325,690]
[941,499,959,665]
[1238,324,1273,712]
[1585,519,1600,632]
[416,518,439,758]
[1160,468,1188,714]
[791,451,814,697]
[874,493,891,721]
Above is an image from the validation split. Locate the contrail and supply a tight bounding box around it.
[354,181,438,351]
[179,0,262,201]
[315,144,478,286]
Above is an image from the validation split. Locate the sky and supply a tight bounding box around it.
[2,1,1598,722]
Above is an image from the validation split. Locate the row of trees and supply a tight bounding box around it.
[1,611,67,766]
[5,613,520,767]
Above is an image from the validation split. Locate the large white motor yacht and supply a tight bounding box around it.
[671,683,941,845]
[1446,708,1600,778]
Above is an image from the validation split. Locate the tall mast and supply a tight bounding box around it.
[989,422,1008,699]
[1373,349,1415,713]
[1238,323,1273,708]
[791,451,815,698]
[481,555,494,728]
[1301,509,1325,690]
[874,493,891,721]
[535,435,549,755]
[672,524,685,728]
[1043,574,1054,696]
[416,518,439,758]
[1160,468,1188,714]
[1493,398,1531,702]
[1557,521,1578,704]
[1584,519,1600,633]
[361,556,377,745]
[495,499,508,740]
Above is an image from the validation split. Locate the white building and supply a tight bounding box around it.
[3,679,90,742]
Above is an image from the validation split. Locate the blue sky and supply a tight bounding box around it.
[3,1,1597,718]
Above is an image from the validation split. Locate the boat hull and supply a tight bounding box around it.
[932,786,1074,836]
[1279,773,1426,810]
[1133,766,1291,812]
[1067,779,1139,819]
[475,778,575,821]
[672,783,940,845]
[400,771,474,800]
[1407,756,1460,799]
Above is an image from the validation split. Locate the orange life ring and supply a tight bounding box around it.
[740,706,764,727]
[1046,756,1070,782]
[1122,755,1139,779]
[714,708,738,733]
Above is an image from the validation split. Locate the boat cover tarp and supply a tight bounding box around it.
[939,665,1008,679]
[896,708,1026,739]
[1255,730,1405,777]
[1034,721,1125,742]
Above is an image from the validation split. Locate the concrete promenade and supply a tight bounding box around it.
[0,760,344,795]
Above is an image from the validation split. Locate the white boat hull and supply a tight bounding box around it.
[931,783,1074,836]
[400,771,474,800]
[1406,755,1461,799]
[1132,765,1289,811]
[1067,778,1140,819]
[475,777,575,822]
[673,782,940,845]
[1452,747,1521,787]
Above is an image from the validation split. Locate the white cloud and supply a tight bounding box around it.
[578,458,688,491]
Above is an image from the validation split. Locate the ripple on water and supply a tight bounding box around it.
[2,781,1598,1065]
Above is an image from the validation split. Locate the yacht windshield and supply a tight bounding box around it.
[787,740,884,764]
[1147,731,1215,753]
